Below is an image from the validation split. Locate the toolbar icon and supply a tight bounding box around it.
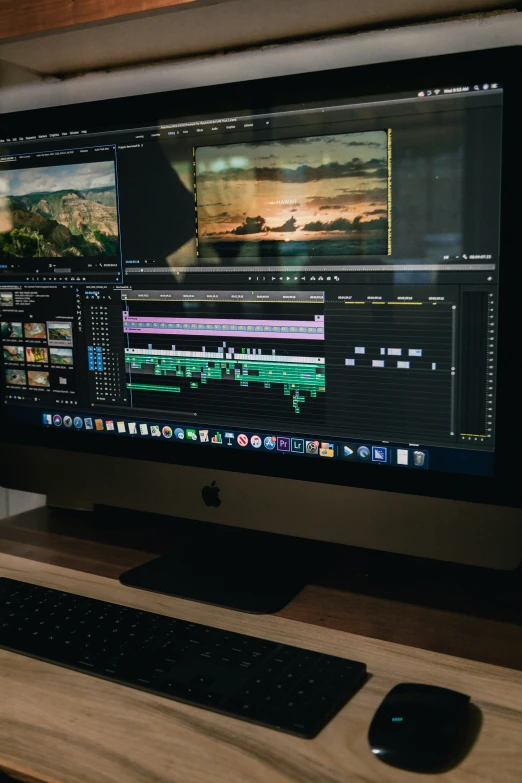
[413,450,426,467]
[397,448,409,466]
[291,438,304,453]
[277,436,291,452]
[320,442,334,457]
[305,440,319,454]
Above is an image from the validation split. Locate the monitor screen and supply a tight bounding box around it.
[0,61,507,489]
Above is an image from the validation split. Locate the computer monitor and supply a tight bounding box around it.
[0,48,521,602]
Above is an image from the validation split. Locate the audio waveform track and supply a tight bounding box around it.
[125,348,324,414]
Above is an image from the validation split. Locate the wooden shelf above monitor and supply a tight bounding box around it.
[0,0,200,43]
[0,1,518,66]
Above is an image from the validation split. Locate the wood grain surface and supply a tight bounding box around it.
[1,0,520,46]
[1,551,522,783]
[0,507,521,670]
[0,0,197,43]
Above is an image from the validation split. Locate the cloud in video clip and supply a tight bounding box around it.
[196,130,388,258]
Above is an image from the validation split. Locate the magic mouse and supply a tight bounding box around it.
[368,683,472,773]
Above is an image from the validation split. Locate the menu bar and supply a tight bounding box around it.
[0,86,501,149]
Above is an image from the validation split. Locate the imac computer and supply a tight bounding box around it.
[0,48,521,611]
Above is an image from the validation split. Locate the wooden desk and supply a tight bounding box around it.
[1,507,522,783]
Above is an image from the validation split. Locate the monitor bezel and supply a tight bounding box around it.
[0,47,519,508]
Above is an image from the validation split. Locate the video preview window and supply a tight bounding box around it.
[195,130,389,259]
[0,160,119,259]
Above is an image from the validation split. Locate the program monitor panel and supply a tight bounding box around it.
[0,76,502,480]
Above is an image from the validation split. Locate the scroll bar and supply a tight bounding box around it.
[451,305,456,436]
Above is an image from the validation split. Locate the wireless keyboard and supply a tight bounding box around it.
[0,577,366,738]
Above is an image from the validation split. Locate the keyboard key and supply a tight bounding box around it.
[191,673,215,687]
[160,679,191,698]
[199,690,224,705]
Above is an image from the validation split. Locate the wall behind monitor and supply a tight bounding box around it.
[0,9,520,525]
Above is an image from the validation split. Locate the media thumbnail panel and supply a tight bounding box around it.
[0,285,79,404]
[122,290,325,432]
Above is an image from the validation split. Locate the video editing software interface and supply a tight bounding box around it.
[0,81,502,476]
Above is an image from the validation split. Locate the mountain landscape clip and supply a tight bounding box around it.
[0,161,119,258]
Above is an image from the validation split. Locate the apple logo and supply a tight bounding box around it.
[202,480,221,507]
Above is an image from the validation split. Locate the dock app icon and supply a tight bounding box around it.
[320,442,334,457]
